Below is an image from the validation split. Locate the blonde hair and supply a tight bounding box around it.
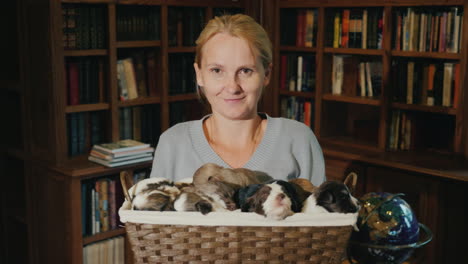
[195,14,272,70]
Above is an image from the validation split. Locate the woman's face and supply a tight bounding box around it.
[194,33,271,120]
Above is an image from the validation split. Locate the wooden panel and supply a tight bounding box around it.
[30,165,67,264]
[438,181,468,264]
[324,155,367,197]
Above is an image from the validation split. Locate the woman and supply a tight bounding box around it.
[150,14,325,186]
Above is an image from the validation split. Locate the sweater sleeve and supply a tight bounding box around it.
[292,123,326,186]
[149,132,173,179]
[308,131,326,186]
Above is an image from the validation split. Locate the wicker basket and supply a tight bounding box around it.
[119,172,358,264]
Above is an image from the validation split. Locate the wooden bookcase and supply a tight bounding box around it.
[264,1,468,263]
[4,0,468,263]
[4,0,254,264]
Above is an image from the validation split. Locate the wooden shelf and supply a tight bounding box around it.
[118,96,162,107]
[320,136,380,152]
[168,46,196,53]
[324,47,384,56]
[322,143,468,182]
[169,93,198,102]
[51,159,152,179]
[63,49,108,56]
[166,0,244,7]
[83,228,126,246]
[391,50,461,60]
[279,90,315,98]
[279,0,464,7]
[391,102,457,115]
[117,0,164,5]
[322,94,381,106]
[65,103,110,113]
[280,46,317,52]
[62,0,114,4]
[116,40,161,48]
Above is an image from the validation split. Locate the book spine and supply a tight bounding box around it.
[108,179,117,230]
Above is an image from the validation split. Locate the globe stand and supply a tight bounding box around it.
[347,223,433,264]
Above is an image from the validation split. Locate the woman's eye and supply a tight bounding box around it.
[210,68,221,74]
[240,68,253,75]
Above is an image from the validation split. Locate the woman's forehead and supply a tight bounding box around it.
[201,33,258,66]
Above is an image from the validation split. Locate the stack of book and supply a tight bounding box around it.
[89,139,154,167]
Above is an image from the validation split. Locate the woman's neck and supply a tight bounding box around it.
[208,114,261,145]
[203,113,266,168]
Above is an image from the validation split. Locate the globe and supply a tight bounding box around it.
[348,192,431,264]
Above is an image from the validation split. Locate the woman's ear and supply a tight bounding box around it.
[263,63,273,86]
[194,63,204,87]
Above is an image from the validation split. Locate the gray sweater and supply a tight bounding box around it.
[150,113,326,186]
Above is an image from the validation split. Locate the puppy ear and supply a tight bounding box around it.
[317,190,335,205]
[344,172,358,194]
[241,196,257,212]
[207,175,223,182]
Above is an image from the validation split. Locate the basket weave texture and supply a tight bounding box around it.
[126,222,353,263]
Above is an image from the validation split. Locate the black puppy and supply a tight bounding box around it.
[235,180,302,220]
[302,181,359,214]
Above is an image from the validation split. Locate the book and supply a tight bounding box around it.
[332,55,344,95]
[90,151,152,162]
[121,58,138,100]
[93,139,150,153]
[88,155,153,168]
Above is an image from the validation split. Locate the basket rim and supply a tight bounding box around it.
[119,204,358,227]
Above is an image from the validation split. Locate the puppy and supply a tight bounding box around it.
[174,180,238,215]
[302,181,359,214]
[129,177,180,211]
[288,178,315,205]
[192,163,273,188]
[236,180,302,220]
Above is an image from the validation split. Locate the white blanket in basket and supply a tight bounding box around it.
[119,200,358,227]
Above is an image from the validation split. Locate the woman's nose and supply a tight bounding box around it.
[224,74,241,93]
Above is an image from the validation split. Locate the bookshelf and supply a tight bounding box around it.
[269,0,468,263]
[4,0,468,263]
[5,0,252,263]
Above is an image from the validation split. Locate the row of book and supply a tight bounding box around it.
[168,7,205,47]
[68,112,104,156]
[117,51,158,101]
[119,105,161,148]
[280,54,316,92]
[169,53,197,95]
[388,110,415,151]
[394,7,463,53]
[66,57,104,105]
[62,4,106,50]
[170,101,205,127]
[83,236,124,264]
[327,8,384,49]
[280,97,313,128]
[81,176,123,235]
[331,55,382,98]
[392,60,460,107]
[280,9,318,47]
[116,5,160,41]
[89,140,154,168]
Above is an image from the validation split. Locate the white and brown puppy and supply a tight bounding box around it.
[235,180,302,220]
[192,163,273,188]
[173,180,238,215]
[129,177,180,211]
[302,181,360,214]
